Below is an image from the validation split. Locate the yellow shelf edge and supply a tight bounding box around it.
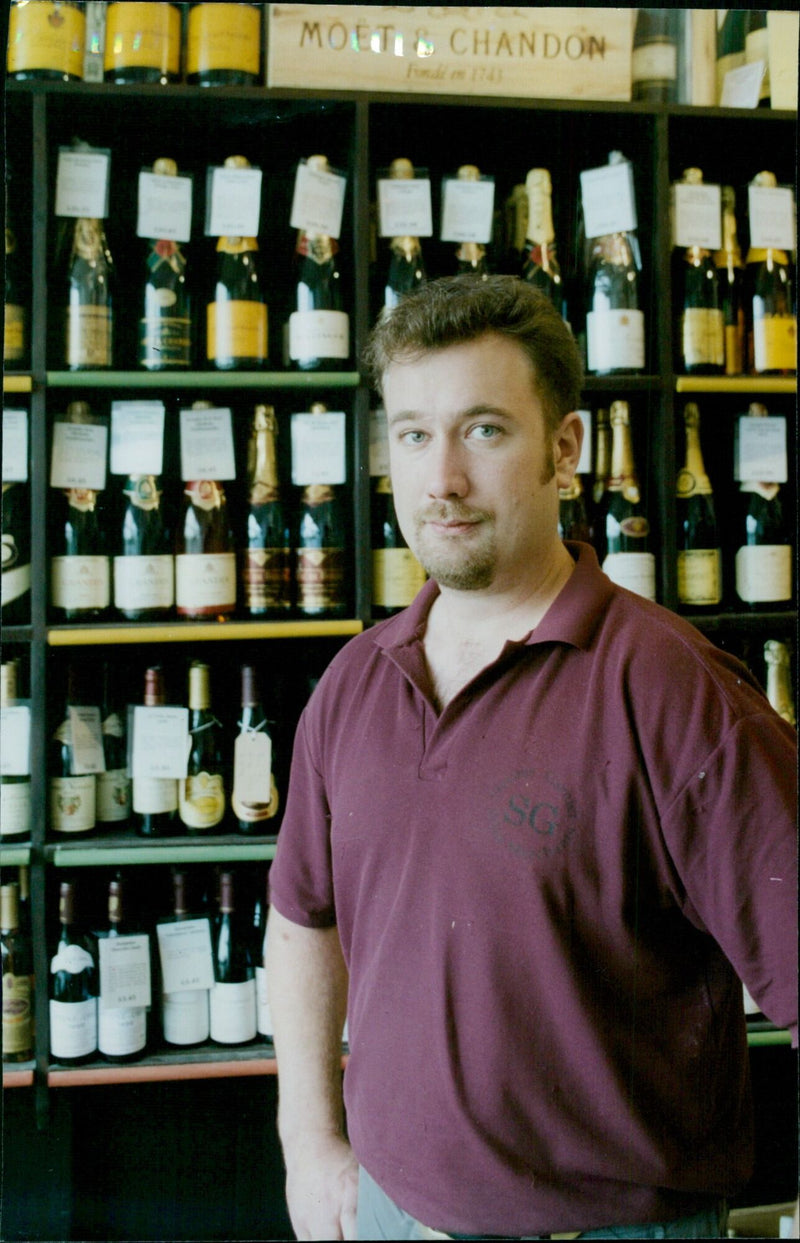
[676,376,796,394]
[47,619,364,645]
[2,374,33,393]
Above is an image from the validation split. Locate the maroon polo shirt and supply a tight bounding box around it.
[269,542,797,1237]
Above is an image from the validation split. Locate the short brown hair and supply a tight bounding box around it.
[362,274,584,434]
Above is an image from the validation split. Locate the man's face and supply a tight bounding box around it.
[383,333,577,594]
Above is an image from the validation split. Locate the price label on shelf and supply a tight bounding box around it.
[55,146,111,218]
[2,410,28,483]
[290,161,347,239]
[68,705,106,775]
[179,406,236,482]
[671,182,721,251]
[291,410,347,485]
[99,935,152,1010]
[747,184,796,251]
[580,161,638,239]
[110,402,165,476]
[377,177,433,238]
[735,415,788,484]
[205,165,262,237]
[157,918,215,994]
[0,705,31,777]
[440,176,495,244]
[49,421,108,491]
[132,706,190,779]
[137,169,193,242]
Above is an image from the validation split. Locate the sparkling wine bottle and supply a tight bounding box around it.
[677,169,724,375]
[676,403,722,610]
[522,168,562,313]
[371,475,426,617]
[232,664,280,836]
[734,403,793,609]
[103,1,181,84]
[50,401,111,621]
[179,662,227,835]
[1,479,31,625]
[453,164,490,280]
[63,210,114,371]
[7,0,86,81]
[713,186,746,377]
[209,870,257,1045]
[49,880,98,1065]
[207,156,268,370]
[384,158,427,313]
[295,403,347,617]
[241,404,291,617]
[114,473,174,621]
[139,158,192,370]
[186,2,262,86]
[601,401,656,601]
[175,402,236,621]
[585,152,644,375]
[558,475,592,545]
[49,663,96,838]
[98,877,148,1063]
[289,154,350,371]
[133,666,180,838]
[160,868,211,1048]
[746,171,796,376]
[0,662,31,843]
[1,881,33,1062]
[764,641,796,726]
[95,662,131,833]
[631,8,679,102]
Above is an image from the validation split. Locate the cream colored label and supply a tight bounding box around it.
[66,306,112,368]
[187,3,261,74]
[98,1004,147,1057]
[207,301,267,363]
[104,2,181,73]
[2,973,32,1053]
[1,780,32,837]
[631,42,677,82]
[682,308,724,368]
[210,979,257,1044]
[753,316,797,374]
[602,551,656,600]
[7,2,86,76]
[2,562,31,608]
[256,964,273,1038]
[133,776,178,816]
[373,548,427,609]
[735,545,792,603]
[677,548,722,606]
[162,989,210,1045]
[586,308,644,371]
[289,310,350,360]
[175,553,237,614]
[113,554,174,611]
[49,998,97,1060]
[179,772,226,830]
[97,768,131,824]
[50,775,96,833]
[51,555,110,611]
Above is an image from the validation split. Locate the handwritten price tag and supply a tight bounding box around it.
[132,706,190,780]
[98,934,152,1010]
[157,918,214,994]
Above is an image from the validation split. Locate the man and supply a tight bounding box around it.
[266,276,797,1241]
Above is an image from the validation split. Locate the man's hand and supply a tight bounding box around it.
[284,1131,359,1241]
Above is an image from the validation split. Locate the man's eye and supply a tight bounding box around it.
[470,424,500,440]
[400,429,427,445]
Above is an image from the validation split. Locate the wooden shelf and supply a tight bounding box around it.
[46,1044,349,1087]
[45,370,361,389]
[2,1064,35,1088]
[45,833,278,867]
[46,618,364,645]
[676,376,796,394]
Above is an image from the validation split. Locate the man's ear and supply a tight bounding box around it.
[553,411,584,489]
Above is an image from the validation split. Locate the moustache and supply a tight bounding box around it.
[415,505,491,524]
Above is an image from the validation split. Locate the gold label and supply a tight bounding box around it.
[50,775,96,833]
[296,547,344,611]
[753,317,797,374]
[242,548,291,611]
[682,308,724,368]
[723,320,744,376]
[187,4,261,75]
[373,548,427,609]
[104,2,181,74]
[179,772,226,830]
[207,300,267,363]
[66,306,112,367]
[735,545,793,604]
[7,2,85,76]
[677,548,722,606]
[2,973,32,1054]
[4,306,25,363]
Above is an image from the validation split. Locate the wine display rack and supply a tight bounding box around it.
[1,77,796,1115]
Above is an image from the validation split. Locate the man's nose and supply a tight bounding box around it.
[425,437,469,500]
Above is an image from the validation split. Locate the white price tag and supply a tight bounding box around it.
[2,410,28,483]
[99,934,152,1010]
[377,178,433,238]
[132,706,190,779]
[577,411,593,478]
[580,162,638,239]
[747,185,796,251]
[137,170,193,243]
[720,60,765,109]
[110,402,165,476]
[0,705,31,776]
[157,918,215,994]
[233,731,273,806]
[68,705,106,775]
[290,161,347,239]
[49,421,108,491]
[735,415,788,484]
[440,177,495,244]
[369,407,390,477]
[291,411,347,485]
[55,147,111,218]
[179,406,236,482]
[672,182,722,251]
[206,165,262,237]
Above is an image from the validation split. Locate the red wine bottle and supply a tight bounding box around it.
[98,877,148,1063]
[95,662,131,833]
[209,871,257,1045]
[133,666,180,837]
[160,868,211,1048]
[49,880,98,1065]
[231,664,279,835]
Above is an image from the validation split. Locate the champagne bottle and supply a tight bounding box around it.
[745,10,770,108]
[50,401,111,621]
[207,156,268,370]
[453,164,490,280]
[103,1,181,84]
[716,8,748,103]
[49,880,98,1065]
[601,401,656,601]
[714,186,746,377]
[50,664,96,837]
[295,403,347,617]
[585,152,644,375]
[64,213,114,370]
[371,475,426,616]
[133,666,179,838]
[746,172,796,376]
[4,193,26,366]
[289,154,350,371]
[139,158,192,370]
[1,882,33,1062]
[209,870,257,1045]
[631,8,679,102]
[734,402,793,609]
[764,641,796,726]
[96,662,131,832]
[1,480,31,625]
[231,664,280,836]
[114,474,174,621]
[677,169,724,375]
[159,869,210,1048]
[241,404,291,617]
[179,662,226,835]
[676,403,722,610]
[7,0,86,81]
[591,408,611,563]
[1,662,31,843]
[98,877,148,1063]
[558,475,592,545]
[522,168,562,313]
[384,158,427,313]
[176,402,236,621]
[186,2,261,87]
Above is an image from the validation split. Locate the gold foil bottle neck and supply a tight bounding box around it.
[153,158,177,177]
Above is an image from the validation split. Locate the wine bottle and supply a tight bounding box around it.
[63,212,114,370]
[4,193,26,366]
[746,171,796,376]
[1,661,31,843]
[591,408,611,563]
[49,880,98,1065]
[1,479,31,625]
[50,664,96,837]
[764,641,796,726]
[7,0,86,81]
[114,474,174,621]
[179,662,227,835]
[453,164,490,280]
[295,403,347,617]
[252,886,273,1042]
[103,1,181,84]
[50,401,111,621]
[289,154,350,371]
[241,404,291,617]
[96,662,131,832]
[133,666,180,838]
[384,158,427,313]
[601,401,656,601]
[175,400,236,621]
[207,156,268,370]
[371,475,426,616]
[631,8,679,102]
[231,664,280,836]
[1,882,33,1063]
[209,871,257,1045]
[186,2,261,87]
[713,186,746,377]
[677,169,724,375]
[17,867,31,943]
[585,152,644,375]
[676,403,722,610]
[716,8,747,103]
[98,877,148,1063]
[734,402,793,609]
[558,475,592,545]
[745,10,770,108]
[160,869,210,1048]
[139,158,192,370]
[522,168,562,313]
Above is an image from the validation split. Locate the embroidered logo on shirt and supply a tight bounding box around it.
[488,767,578,862]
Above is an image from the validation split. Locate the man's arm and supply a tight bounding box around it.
[266,905,358,1241]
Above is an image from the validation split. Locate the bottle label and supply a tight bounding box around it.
[162,988,210,1046]
[51,555,111,611]
[372,548,427,609]
[256,965,273,1039]
[179,772,226,831]
[586,309,645,372]
[289,310,350,361]
[735,545,793,603]
[139,315,192,368]
[631,41,677,83]
[51,943,95,975]
[682,308,724,369]
[677,548,722,606]
[187,3,261,75]
[206,301,267,365]
[2,561,32,608]
[723,319,745,376]
[753,316,797,374]
[296,547,345,613]
[602,551,656,601]
[50,775,96,833]
[7,2,86,77]
[98,1004,147,1057]
[49,997,98,1060]
[3,305,25,363]
[175,552,237,615]
[66,306,112,368]
[209,978,257,1044]
[241,548,291,612]
[132,776,178,815]
[104,2,181,74]
[2,973,32,1054]
[1,780,32,837]
[97,768,131,825]
[113,554,175,612]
